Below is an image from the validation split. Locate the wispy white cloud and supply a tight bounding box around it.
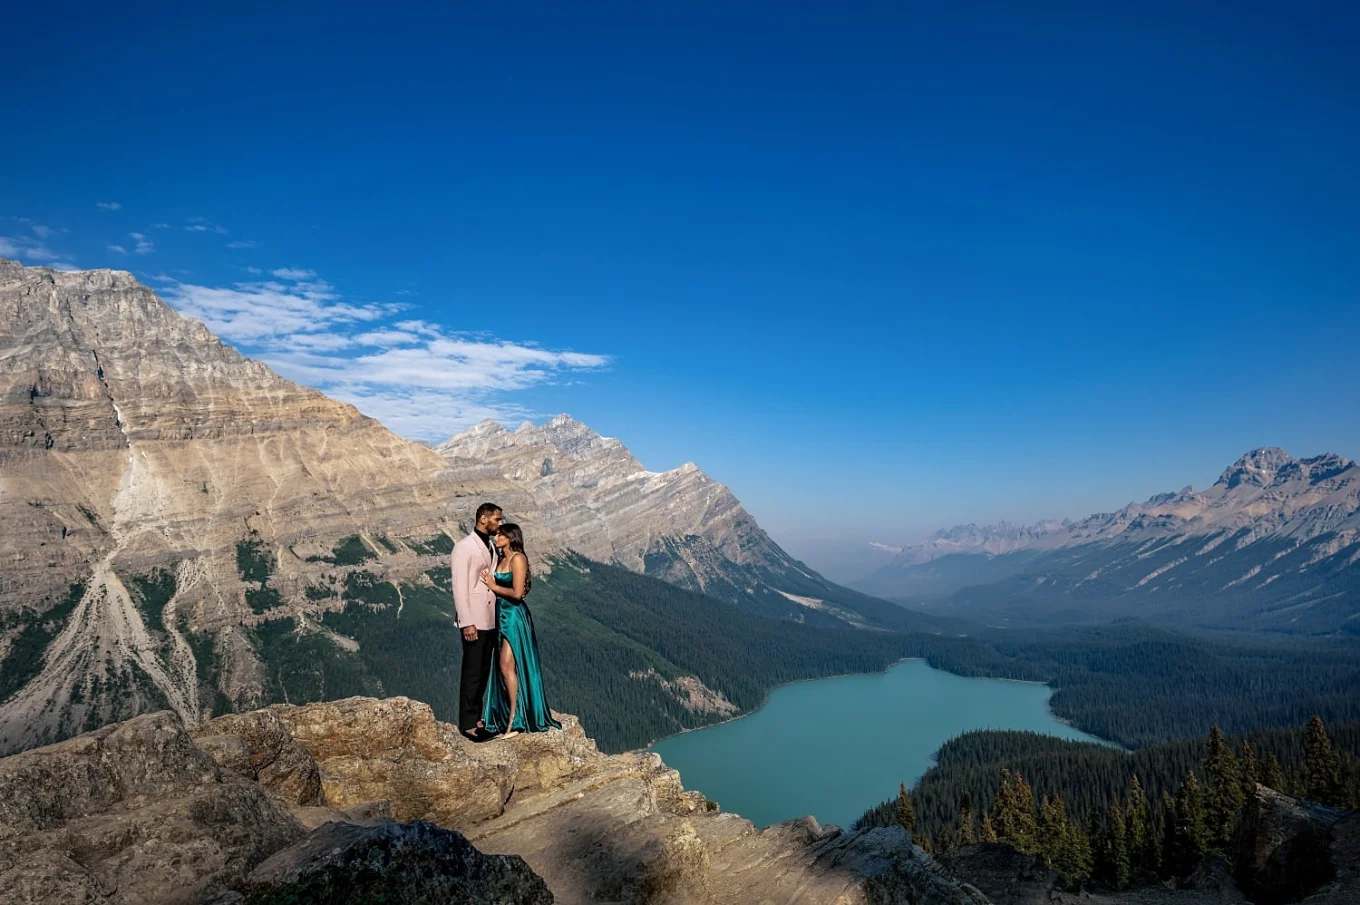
[130,232,155,254]
[31,224,55,239]
[107,245,129,255]
[184,217,229,235]
[158,271,386,342]
[151,222,172,229]
[226,240,258,249]
[96,201,122,211]
[0,234,76,269]
[155,269,610,441]
[245,266,263,274]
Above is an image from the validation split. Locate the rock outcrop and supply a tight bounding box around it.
[192,696,990,905]
[0,696,995,905]
[242,820,553,905]
[1233,784,1352,905]
[0,711,304,904]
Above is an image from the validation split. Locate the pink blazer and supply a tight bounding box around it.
[451,532,498,630]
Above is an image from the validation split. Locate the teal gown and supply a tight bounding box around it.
[482,571,562,734]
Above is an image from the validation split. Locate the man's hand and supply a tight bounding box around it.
[462,625,479,642]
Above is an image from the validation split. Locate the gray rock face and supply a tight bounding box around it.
[190,709,324,806]
[438,415,802,584]
[0,711,305,905]
[242,820,553,905]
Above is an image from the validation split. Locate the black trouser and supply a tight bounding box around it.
[459,628,499,732]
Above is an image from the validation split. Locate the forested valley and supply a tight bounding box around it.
[856,718,1360,890]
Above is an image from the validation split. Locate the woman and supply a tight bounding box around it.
[479,523,561,738]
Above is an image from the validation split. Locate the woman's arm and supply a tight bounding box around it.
[483,553,529,602]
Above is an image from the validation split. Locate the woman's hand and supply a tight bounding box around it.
[480,570,496,590]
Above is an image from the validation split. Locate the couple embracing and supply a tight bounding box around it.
[452,502,561,743]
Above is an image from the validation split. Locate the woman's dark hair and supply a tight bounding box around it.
[496,523,531,593]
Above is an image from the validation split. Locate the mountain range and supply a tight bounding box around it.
[856,447,1360,633]
[0,258,912,754]
[436,416,919,629]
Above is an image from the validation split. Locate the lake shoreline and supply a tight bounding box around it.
[632,656,922,753]
[638,657,1112,755]
[646,658,1113,830]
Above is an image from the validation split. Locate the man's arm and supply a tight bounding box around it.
[451,541,476,632]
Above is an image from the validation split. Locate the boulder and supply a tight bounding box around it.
[938,843,1058,905]
[1300,811,1360,904]
[199,696,604,826]
[243,820,553,904]
[1233,784,1343,904]
[191,708,323,806]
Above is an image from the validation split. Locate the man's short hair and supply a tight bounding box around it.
[475,502,502,522]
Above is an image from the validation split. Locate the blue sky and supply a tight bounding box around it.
[2,1,1358,573]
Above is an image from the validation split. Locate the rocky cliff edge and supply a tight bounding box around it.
[0,696,989,905]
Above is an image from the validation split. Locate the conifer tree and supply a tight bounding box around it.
[1304,715,1342,806]
[1038,794,1092,891]
[1239,739,1260,798]
[993,769,1019,845]
[1159,791,1178,877]
[1057,817,1094,892]
[1261,751,1286,791]
[918,833,934,854]
[1167,770,1209,875]
[1147,798,1163,876]
[896,782,917,831]
[1126,775,1153,874]
[957,792,977,845]
[1101,793,1131,889]
[1039,796,1064,868]
[981,814,998,843]
[1009,770,1040,854]
[1203,726,1245,848]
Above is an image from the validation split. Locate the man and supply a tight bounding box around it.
[452,502,502,741]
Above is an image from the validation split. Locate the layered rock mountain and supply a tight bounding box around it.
[856,449,1360,633]
[0,695,993,905]
[0,258,547,752]
[438,415,922,630]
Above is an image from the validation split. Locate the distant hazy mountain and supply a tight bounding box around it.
[437,416,921,630]
[855,448,1360,634]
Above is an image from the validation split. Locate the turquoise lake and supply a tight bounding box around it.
[648,658,1109,830]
